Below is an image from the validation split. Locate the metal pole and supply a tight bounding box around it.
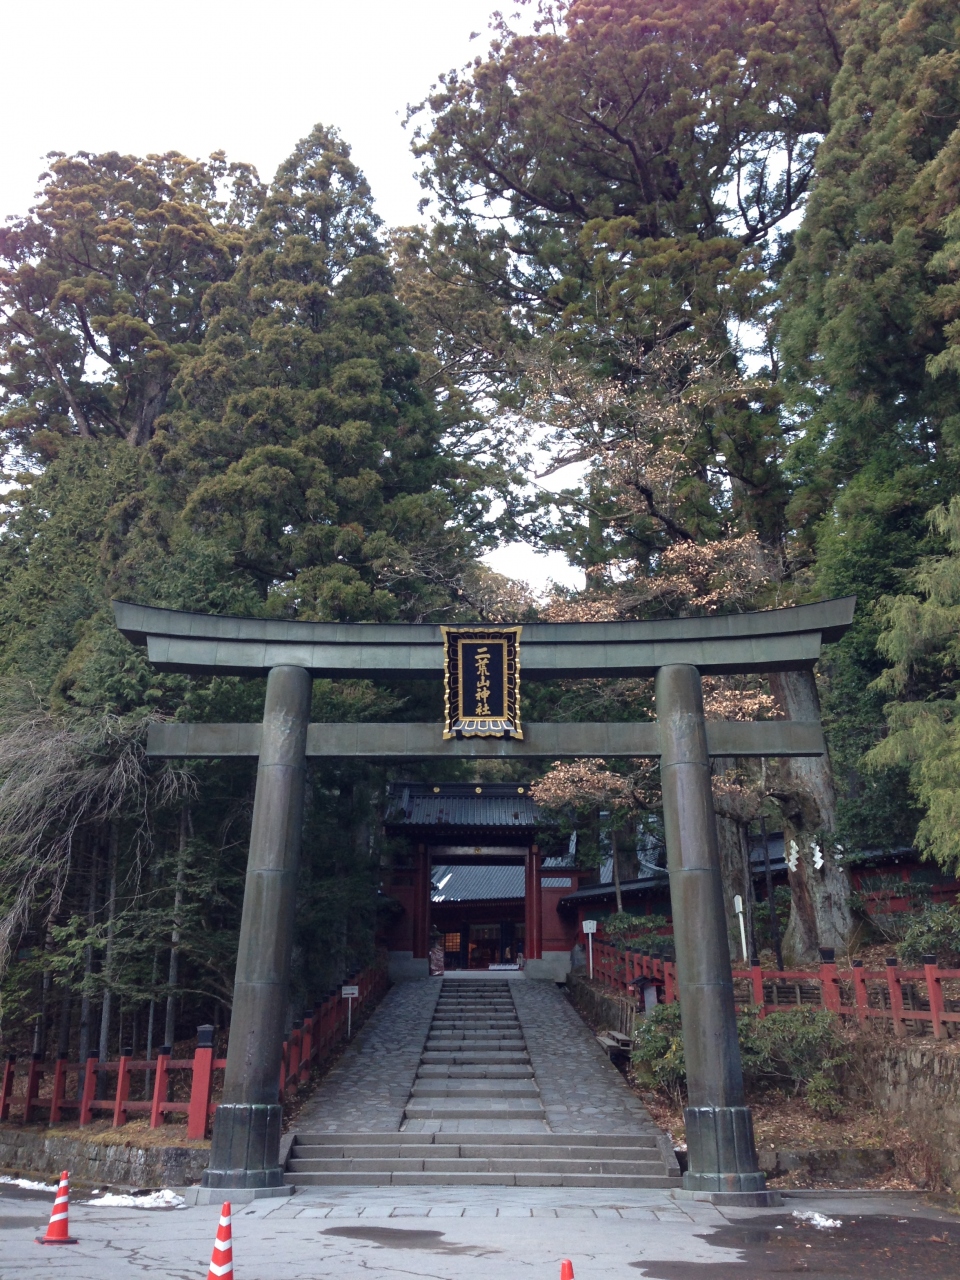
[655,664,770,1203]
[203,665,311,1193]
[588,933,593,980]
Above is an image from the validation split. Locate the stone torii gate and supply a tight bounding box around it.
[113,595,854,1204]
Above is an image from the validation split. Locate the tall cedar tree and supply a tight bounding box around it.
[0,127,482,1050]
[410,0,857,959]
[780,0,960,855]
[0,151,263,456]
[155,125,475,621]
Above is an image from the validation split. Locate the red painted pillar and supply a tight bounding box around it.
[524,846,542,960]
[412,844,430,960]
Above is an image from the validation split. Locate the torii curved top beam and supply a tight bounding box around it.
[113,596,855,680]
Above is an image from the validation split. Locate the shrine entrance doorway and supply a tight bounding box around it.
[382,783,578,980]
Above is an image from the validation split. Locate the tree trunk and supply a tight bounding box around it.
[96,821,119,1098]
[768,669,854,963]
[610,828,624,914]
[164,805,188,1049]
[77,835,99,1097]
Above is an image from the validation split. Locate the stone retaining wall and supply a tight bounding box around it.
[0,1127,209,1188]
[854,1038,960,1191]
[567,970,960,1191]
[566,971,635,1035]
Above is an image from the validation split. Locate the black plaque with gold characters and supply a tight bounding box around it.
[441,626,522,739]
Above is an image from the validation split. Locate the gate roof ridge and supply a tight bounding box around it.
[113,596,855,648]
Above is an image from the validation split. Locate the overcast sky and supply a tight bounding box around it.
[4,0,583,593]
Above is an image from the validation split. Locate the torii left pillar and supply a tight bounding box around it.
[202,665,311,1195]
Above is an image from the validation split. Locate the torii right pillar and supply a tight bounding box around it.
[656,664,775,1205]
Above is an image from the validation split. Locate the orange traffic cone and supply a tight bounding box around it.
[206,1201,234,1279]
[560,1262,574,1280]
[35,1170,77,1245]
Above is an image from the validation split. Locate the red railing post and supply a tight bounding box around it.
[150,1046,171,1129]
[819,949,842,1014]
[79,1052,99,1126]
[299,1012,314,1084]
[852,960,869,1025]
[186,1025,215,1140]
[49,1054,68,1124]
[751,959,765,1014]
[664,959,676,1004]
[23,1053,43,1123]
[886,957,906,1037]
[112,1048,133,1127]
[288,1021,302,1091]
[922,955,945,1040]
[0,1055,14,1122]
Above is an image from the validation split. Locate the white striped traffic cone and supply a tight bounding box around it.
[35,1170,77,1244]
[206,1201,233,1279]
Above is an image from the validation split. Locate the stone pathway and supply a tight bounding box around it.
[294,979,440,1133]
[511,979,659,1135]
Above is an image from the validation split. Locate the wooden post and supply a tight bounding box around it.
[922,955,944,1040]
[750,960,765,1014]
[412,844,430,960]
[150,1047,171,1129]
[664,959,676,1005]
[852,960,869,1025]
[0,1056,14,1121]
[187,1025,215,1140]
[299,1013,314,1083]
[23,1054,43,1124]
[113,1048,132,1127]
[79,1052,98,1126]
[886,958,906,1037]
[49,1054,68,1124]
[819,949,842,1014]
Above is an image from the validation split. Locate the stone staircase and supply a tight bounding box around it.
[285,978,681,1188]
[404,978,545,1128]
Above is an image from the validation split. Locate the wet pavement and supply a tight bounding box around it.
[0,1181,956,1279]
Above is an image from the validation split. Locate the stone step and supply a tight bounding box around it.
[420,1051,529,1063]
[417,1065,533,1079]
[289,1157,668,1175]
[294,1132,660,1148]
[427,1032,524,1041]
[292,1145,664,1163]
[410,1080,540,1098]
[285,1170,677,1188]
[404,1099,545,1120]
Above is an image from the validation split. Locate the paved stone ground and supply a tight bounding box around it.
[2,1182,954,1280]
[295,979,440,1133]
[511,980,659,1135]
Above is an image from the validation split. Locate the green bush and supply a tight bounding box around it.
[632,1003,849,1117]
[631,1002,685,1100]
[897,898,960,967]
[603,911,675,959]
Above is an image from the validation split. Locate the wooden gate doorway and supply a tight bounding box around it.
[382,783,578,978]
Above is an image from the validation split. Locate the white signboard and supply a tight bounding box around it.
[341,984,359,998]
[582,920,597,935]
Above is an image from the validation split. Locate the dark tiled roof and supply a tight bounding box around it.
[385,783,539,834]
[432,865,525,902]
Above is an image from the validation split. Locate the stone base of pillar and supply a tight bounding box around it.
[201,1103,284,1189]
[683,1105,771,1195]
[183,1184,294,1205]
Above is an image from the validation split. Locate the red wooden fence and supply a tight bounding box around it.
[589,940,960,1039]
[0,956,388,1140]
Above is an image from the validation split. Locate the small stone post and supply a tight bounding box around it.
[203,665,311,1192]
[655,664,772,1202]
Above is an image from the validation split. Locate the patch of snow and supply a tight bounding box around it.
[793,1210,841,1229]
[84,1188,185,1209]
[0,1175,58,1191]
